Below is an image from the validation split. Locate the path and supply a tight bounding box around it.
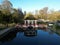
[0,27,15,39]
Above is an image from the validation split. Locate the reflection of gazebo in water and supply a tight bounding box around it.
[24,14,37,26]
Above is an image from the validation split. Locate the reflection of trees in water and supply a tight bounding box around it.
[55,30,60,36]
[50,28,60,36]
[0,31,17,42]
[47,29,60,35]
[48,30,54,35]
[39,29,54,35]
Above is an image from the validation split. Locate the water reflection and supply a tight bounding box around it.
[0,28,60,45]
[50,27,60,36]
[24,30,37,37]
[0,31,17,42]
[0,29,38,43]
[55,30,60,36]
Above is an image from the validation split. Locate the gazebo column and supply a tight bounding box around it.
[24,20,26,25]
[26,20,28,26]
[32,20,33,25]
[28,20,29,26]
[32,20,34,27]
[35,20,37,25]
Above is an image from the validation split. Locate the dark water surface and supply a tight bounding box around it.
[0,29,60,45]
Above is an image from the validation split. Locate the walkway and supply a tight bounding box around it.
[0,27,15,39]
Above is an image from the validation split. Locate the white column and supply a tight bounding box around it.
[32,20,33,25]
[24,20,26,25]
[35,20,38,27]
[28,20,29,26]
[35,20,36,25]
[29,20,30,25]
[28,20,29,25]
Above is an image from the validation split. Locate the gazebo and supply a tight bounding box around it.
[24,14,38,26]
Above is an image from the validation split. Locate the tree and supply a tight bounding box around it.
[18,8,24,20]
[39,7,48,20]
[1,9,12,27]
[12,8,24,24]
[0,10,3,23]
[24,12,37,20]
[2,0,13,13]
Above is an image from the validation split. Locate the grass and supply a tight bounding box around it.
[0,24,6,30]
[0,23,16,30]
[8,23,16,27]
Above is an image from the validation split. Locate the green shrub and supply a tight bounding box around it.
[56,25,60,29]
[37,22,47,24]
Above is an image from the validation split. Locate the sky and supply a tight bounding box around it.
[0,0,60,12]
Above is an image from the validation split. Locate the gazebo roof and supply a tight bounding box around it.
[24,15,37,20]
[25,17,37,20]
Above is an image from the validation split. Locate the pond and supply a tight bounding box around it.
[0,29,60,45]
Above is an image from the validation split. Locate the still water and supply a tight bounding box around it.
[0,29,60,45]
